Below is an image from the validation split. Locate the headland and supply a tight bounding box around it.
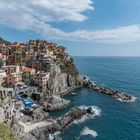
[0,38,134,140]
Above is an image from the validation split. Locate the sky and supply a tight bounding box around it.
[0,0,140,56]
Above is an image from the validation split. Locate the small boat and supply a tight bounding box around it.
[71,92,77,95]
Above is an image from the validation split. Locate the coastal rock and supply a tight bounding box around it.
[46,64,83,95]
[83,79,133,102]
[21,108,49,123]
[41,95,70,112]
[32,108,49,122]
[87,107,93,114]
[55,108,86,131]
[16,107,94,140]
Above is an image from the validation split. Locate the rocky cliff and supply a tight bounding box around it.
[46,58,83,95]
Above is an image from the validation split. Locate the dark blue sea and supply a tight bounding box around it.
[52,57,140,140]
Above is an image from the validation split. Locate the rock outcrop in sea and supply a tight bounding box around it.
[83,79,134,102]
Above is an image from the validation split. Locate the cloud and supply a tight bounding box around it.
[0,0,93,25]
[0,0,140,43]
[67,25,140,43]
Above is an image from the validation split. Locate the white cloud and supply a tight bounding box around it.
[67,25,140,43]
[0,0,93,25]
[0,0,140,43]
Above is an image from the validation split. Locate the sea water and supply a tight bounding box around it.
[52,57,140,140]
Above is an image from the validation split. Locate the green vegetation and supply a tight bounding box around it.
[55,50,79,76]
[0,37,11,45]
[0,123,17,140]
[60,58,79,76]
[28,40,36,45]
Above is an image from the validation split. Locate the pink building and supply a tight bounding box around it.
[5,73,22,86]
[34,71,50,88]
[0,53,8,62]
[0,44,9,55]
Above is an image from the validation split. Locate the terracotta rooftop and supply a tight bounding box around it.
[23,67,34,73]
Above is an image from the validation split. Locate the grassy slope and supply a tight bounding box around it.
[0,123,17,140]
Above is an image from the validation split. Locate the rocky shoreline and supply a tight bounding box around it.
[83,78,135,102]
[1,76,135,140]
[0,76,135,140]
[0,38,136,140]
[12,106,96,140]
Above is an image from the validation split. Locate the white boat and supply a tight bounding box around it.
[71,92,77,95]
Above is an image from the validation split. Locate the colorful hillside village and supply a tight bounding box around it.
[0,40,70,87]
[0,40,71,121]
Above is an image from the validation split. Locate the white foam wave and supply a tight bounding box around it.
[80,127,98,138]
[129,96,136,102]
[49,131,61,140]
[79,105,101,116]
[74,105,101,124]
[117,96,136,103]
[83,74,90,80]
[48,106,100,140]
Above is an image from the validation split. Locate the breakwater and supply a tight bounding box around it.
[83,79,134,102]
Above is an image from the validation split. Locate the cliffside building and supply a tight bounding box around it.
[2,65,21,74]
[22,67,36,84]
[5,73,22,86]
[0,69,7,85]
[33,71,50,88]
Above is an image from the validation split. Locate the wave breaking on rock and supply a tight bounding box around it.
[73,105,101,124]
[83,77,135,102]
[80,127,98,138]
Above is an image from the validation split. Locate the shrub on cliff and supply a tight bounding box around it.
[60,58,79,76]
